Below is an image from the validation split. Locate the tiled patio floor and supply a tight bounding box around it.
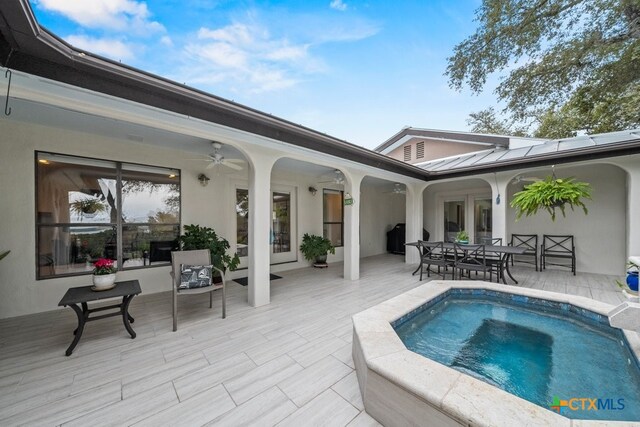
[0,254,626,426]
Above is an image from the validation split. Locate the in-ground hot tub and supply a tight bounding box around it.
[352,281,640,427]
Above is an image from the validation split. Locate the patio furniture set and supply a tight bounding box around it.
[407,233,577,285]
[58,249,227,355]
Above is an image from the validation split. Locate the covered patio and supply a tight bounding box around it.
[0,254,625,426]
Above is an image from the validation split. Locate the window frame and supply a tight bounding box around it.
[34,151,181,280]
[322,188,344,248]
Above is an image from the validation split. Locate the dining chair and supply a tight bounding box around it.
[418,241,454,280]
[509,234,539,271]
[453,243,492,281]
[540,235,576,275]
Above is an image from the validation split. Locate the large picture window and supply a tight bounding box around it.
[36,152,180,279]
[323,189,343,247]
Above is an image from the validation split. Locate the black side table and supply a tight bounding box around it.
[58,280,142,356]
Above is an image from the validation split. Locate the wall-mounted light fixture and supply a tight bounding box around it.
[197,173,210,187]
[308,186,318,196]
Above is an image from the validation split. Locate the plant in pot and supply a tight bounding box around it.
[455,230,469,244]
[300,233,335,267]
[511,176,592,221]
[178,224,240,278]
[92,258,117,291]
[71,198,107,219]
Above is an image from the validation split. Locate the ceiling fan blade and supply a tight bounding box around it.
[225,159,246,164]
[206,162,216,169]
[186,159,211,161]
[222,161,243,171]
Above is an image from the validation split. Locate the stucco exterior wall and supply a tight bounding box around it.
[359,185,406,257]
[0,119,408,318]
[506,163,626,275]
[387,139,488,164]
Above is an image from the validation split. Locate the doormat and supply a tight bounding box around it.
[234,274,282,287]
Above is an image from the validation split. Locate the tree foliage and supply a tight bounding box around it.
[467,107,528,136]
[447,0,640,137]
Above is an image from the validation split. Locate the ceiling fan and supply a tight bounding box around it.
[188,142,244,171]
[318,169,345,185]
[383,183,406,194]
[512,175,541,184]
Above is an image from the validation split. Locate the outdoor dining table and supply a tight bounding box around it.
[405,241,527,285]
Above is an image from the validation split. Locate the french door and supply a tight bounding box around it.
[441,193,492,244]
[235,185,297,268]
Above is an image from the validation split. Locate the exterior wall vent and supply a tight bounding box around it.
[403,145,412,161]
[416,141,425,159]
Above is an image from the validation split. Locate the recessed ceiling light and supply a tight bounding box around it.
[168,173,176,178]
[38,159,50,165]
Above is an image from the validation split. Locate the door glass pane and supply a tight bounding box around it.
[236,189,249,257]
[272,192,290,254]
[323,190,343,222]
[443,200,465,242]
[474,198,492,244]
[323,223,343,247]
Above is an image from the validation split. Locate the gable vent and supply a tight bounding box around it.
[416,141,425,159]
[403,145,411,161]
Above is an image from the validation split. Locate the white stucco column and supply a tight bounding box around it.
[490,173,511,244]
[626,167,640,257]
[247,153,278,307]
[343,172,365,280]
[405,182,428,264]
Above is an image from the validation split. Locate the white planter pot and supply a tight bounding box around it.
[92,273,117,290]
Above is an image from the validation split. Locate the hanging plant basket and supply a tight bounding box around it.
[510,176,592,221]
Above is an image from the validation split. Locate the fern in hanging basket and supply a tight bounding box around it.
[510,176,592,221]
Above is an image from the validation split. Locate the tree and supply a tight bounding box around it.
[447,0,640,137]
[466,107,528,136]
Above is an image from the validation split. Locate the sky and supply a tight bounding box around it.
[29,0,499,149]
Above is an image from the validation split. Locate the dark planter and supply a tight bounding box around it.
[627,271,639,292]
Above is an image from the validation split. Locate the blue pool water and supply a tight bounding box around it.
[394,292,640,421]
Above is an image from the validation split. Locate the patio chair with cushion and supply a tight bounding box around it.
[453,243,493,281]
[419,241,454,280]
[540,235,576,275]
[509,234,539,271]
[170,249,226,331]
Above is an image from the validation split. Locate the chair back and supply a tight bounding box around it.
[510,234,538,251]
[419,241,444,260]
[171,250,211,289]
[542,235,574,255]
[453,243,486,267]
[478,237,502,246]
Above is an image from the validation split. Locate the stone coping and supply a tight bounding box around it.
[353,281,640,427]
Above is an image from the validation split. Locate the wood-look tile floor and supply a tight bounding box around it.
[0,255,626,426]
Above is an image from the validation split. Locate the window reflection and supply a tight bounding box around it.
[36,152,180,279]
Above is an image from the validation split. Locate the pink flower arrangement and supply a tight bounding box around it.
[93,258,117,275]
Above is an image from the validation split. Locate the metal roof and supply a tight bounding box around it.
[416,130,640,176]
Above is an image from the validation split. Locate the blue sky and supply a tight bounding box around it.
[30,0,498,149]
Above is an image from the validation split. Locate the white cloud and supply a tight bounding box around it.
[35,0,165,34]
[330,0,348,11]
[183,22,319,93]
[65,35,134,60]
[160,36,174,47]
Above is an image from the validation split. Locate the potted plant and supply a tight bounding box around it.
[455,230,469,244]
[300,233,335,267]
[178,224,240,276]
[71,198,107,218]
[511,176,592,221]
[92,258,117,291]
